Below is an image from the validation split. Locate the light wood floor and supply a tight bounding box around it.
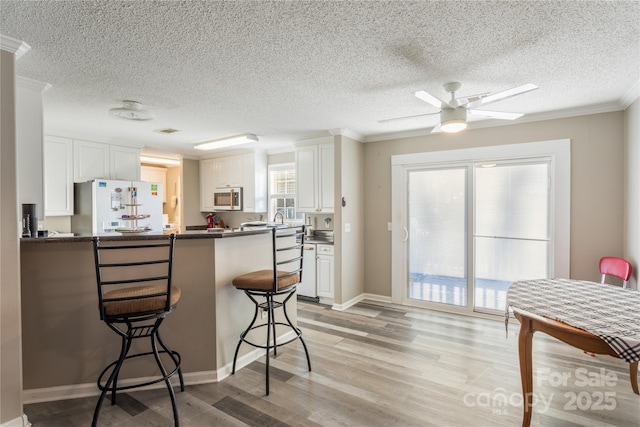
[25,300,640,426]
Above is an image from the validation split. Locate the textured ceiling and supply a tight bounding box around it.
[2,0,639,158]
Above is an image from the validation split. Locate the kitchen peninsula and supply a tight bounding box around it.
[20,229,296,403]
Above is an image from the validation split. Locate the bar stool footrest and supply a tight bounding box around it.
[238,322,303,350]
[97,350,182,392]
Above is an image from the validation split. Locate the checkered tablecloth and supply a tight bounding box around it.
[506,278,640,363]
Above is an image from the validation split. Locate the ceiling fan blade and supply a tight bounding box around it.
[468,110,524,120]
[378,112,439,124]
[449,97,469,108]
[430,122,442,134]
[415,90,449,109]
[466,83,538,109]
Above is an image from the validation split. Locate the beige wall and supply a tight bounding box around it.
[364,112,626,297]
[1,48,24,424]
[182,158,203,227]
[335,135,365,305]
[624,98,640,288]
[164,165,181,224]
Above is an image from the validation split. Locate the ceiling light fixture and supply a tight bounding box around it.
[194,133,259,150]
[140,155,180,166]
[440,107,468,133]
[109,100,154,121]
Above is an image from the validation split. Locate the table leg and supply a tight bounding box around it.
[517,316,534,427]
[630,361,639,394]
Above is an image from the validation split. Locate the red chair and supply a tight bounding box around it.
[585,256,633,357]
[599,256,632,289]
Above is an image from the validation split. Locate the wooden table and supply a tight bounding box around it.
[507,279,640,427]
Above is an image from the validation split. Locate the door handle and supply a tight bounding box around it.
[402,227,408,242]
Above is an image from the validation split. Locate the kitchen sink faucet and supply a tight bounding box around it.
[273,212,284,224]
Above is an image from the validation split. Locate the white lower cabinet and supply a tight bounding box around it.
[316,244,334,300]
[298,243,317,298]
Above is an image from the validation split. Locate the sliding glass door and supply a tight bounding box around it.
[408,166,468,307]
[403,158,551,315]
[473,160,550,312]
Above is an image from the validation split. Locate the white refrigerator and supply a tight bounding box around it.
[71,180,163,234]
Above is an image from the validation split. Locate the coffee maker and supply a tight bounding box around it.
[22,203,38,238]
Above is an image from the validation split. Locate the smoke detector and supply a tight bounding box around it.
[109,100,154,121]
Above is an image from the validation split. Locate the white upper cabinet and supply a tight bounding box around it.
[16,76,51,217]
[43,136,74,216]
[295,146,317,212]
[73,140,110,182]
[110,145,141,181]
[295,142,334,213]
[199,158,216,212]
[199,151,267,212]
[242,151,267,213]
[74,140,140,182]
[319,144,335,212]
[215,155,243,188]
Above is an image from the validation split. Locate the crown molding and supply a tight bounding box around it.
[16,76,51,92]
[621,79,640,108]
[362,101,628,143]
[293,135,334,147]
[328,128,364,142]
[0,34,30,58]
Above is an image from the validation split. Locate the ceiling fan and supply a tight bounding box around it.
[380,82,538,133]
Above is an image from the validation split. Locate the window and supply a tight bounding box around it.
[268,163,303,223]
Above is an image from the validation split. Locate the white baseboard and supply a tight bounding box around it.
[22,331,297,405]
[332,293,364,311]
[362,293,392,303]
[330,293,392,311]
[23,370,217,404]
[0,414,29,427]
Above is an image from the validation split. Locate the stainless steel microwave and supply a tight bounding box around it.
[213,187,242,211]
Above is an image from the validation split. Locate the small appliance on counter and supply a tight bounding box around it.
[71,180,163,234]
[206,213,225,229]
[21,203,38,238]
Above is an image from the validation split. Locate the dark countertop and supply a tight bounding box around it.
[304,239,334,245]
[20,228,272,244]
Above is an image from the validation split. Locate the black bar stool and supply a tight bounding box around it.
[231,225,311,395]
[92,234,184,426]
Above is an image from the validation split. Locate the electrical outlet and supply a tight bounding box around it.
[261,308,268,319]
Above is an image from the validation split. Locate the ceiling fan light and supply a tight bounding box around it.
[441,119,467,133]
[440,107,468,133]
[109,100,154,121]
